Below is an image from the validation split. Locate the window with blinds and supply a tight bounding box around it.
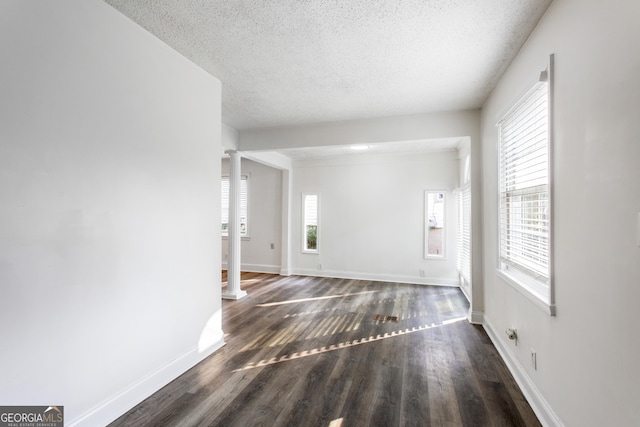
[303,194,318,252]
[221,175,248,236]
[456,184,471,283]
[498,79,551,300]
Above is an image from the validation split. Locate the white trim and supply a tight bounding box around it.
[67,332,225,427]
[221,263,281,274]
[221,236,252,241]
[483,319,564,427]
[292,268,460,287]
[547,53,556,311]
[222,289,248,300]
[279,268,291,276]
[469,310,484,324]
[497,269,556,316]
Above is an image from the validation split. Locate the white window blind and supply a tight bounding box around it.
[498,81,550,282]
[456,185,471,283]
[221,175,248,236]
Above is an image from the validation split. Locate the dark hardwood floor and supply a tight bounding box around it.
[109,273,540,427]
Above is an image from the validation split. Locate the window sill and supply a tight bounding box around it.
[497,269,556,316]
[221,235,251,241]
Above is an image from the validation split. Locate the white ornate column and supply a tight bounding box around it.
[222,150,247,300]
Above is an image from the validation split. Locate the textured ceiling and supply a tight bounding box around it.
[104,0,552,130]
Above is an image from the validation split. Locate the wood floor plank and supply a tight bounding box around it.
[109,273,541,427]
[426,341,465,426]
[399,328,431,426]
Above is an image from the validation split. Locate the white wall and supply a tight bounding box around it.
[0,1,223,425]
[293,151,459,285]
[222,158,283,273]
[239,109,484,312]
[240,110,479,150]
[481,0,640,425]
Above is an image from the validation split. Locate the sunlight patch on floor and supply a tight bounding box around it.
[256,290,380,307]
[232,316,468,372]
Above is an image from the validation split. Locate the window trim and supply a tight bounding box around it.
[302,192,319,254]
[221,174,249,238]
[496,55,555,316]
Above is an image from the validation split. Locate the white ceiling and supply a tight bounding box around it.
[104,0,552,131]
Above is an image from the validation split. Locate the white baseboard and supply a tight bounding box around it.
[221,263,281,274]
[220,265,458,286]
[469,310,484,324]
[68,331,225,427]
[483,319,563,427]
[279,268,291,276]
[292,269,460,287]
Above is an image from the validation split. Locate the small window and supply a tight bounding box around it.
[425,191,446,258]
[497,65,554,314]
[303,193,318,253]
[221,175,248,236]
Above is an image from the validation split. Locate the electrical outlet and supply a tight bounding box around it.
[317,263,323,270]
[419,269,426,277]
[531,349,537,370]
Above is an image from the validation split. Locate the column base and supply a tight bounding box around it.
[222,290,248,300]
